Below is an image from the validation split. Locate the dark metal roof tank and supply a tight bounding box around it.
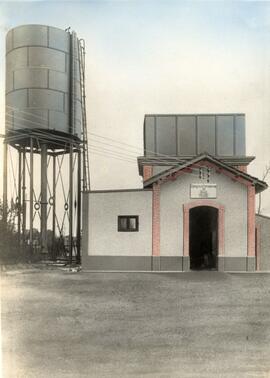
[143,114,246,157]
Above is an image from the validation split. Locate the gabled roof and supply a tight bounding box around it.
[256,213,270,220]
[137,155,255,176]
[143,153,268,194]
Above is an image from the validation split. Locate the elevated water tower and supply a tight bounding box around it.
[3,24,90,262]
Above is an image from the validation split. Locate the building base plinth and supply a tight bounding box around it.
[223,257,250,271]
[152,256,160,271]
[218,256,225,271]
[183,256,190,271]
[247,256,256,271]
[160,257,183,271]
[82,255,255,272]
[83,255,187,271]
[82,256,152,271]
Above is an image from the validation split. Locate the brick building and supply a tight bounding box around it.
[82,114,269,271]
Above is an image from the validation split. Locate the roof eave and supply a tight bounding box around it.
[143,154,268,192]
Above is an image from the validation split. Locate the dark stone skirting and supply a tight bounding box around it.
[82,256,255,272]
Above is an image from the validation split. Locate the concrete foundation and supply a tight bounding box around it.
[223,257,249,272]
[218,257,225,271]
[247,256,256,271]
[160,257,183,271]
[82,255,253,272]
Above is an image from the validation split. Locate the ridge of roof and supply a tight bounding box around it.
[144,113,245,117]
[256,213,270,220]
[137,155,255,163]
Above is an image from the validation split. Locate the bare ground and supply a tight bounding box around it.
[1,269,270,378]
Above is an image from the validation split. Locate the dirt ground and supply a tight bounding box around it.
[1,269,270,378]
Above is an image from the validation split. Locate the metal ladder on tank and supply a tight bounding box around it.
[78,38,90,192]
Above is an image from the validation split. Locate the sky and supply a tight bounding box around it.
[1,0,270,214]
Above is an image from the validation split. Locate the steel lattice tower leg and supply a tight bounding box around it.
[76,149,81,264]
[69,143,73,264]
[40,143,48,254]
[18,148,22,242]
[22,147,26,243]
[29,138,34,253]
[3,142,8,226]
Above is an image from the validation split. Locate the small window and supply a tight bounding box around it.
[118,216,139,232]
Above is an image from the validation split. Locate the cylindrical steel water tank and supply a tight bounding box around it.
[5,24,82,143]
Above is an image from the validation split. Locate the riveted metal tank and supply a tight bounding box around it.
[5,24,82,145]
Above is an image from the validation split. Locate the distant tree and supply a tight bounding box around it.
[0,200,39,263]
[0,199,20,262]
[257,163,270,214]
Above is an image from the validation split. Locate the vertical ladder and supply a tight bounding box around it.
[78,39,90,192]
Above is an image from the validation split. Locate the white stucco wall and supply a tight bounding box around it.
[160,171,248,257]
[86,190,152,256]
[84,169,248,259]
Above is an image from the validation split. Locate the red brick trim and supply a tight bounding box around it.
[247,185,256,257]
[152,183,160,256]
[143,165,153,181]
[183,200,225,257]
[148,159,253,188]
[183,206,189,257]
[196,160,251,186]
[236,166,247,173]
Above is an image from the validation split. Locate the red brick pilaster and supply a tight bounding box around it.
[152,183,160,256]
[247,185,256,257]
[183,206,189,257]
[219,206,225,256]
[143,165,153,181]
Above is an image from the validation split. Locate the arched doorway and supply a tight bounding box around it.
[189,206,218,270]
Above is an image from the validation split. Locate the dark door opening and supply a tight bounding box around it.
[189,206,218,270]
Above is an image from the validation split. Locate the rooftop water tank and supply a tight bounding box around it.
[144,114,246,157]
[5,24,82,145]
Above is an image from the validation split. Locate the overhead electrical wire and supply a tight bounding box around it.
[5,131,208,182]
[8,146,18,198]
[6,104,197,161]
[88,145,136,163]
[90,150,138,165]
[5,117,199,169]
[5,113,139,165]
[5,105,215,179]
[4,122,209,182]
[5,127,139,168]
[5,127,207,182]
[87,135,207,171]
[6,103,192,159]
[5,119,134,156]
[5,115,200,164]
[6,113,139,163]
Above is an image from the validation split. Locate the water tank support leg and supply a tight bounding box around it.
[29,138,34,253]
[40,143,48,254]
[3,142,8,226]
[76,148,81,264]
[18,148,22,242]
[52,153,56,259]
[69,143,73,265]
[22,147,26,244]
